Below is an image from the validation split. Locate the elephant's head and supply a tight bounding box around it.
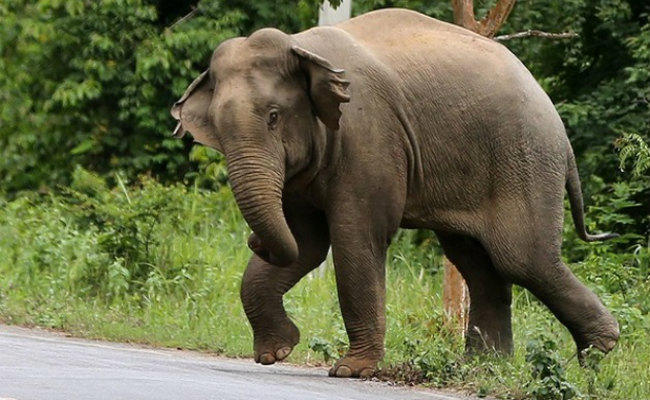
[170,29,350,266]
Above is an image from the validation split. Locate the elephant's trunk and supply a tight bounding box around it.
[226,148,298,266]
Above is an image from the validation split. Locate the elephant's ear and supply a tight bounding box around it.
[291,46,350,131]
[170,69,210,139]
[169,69,221,151]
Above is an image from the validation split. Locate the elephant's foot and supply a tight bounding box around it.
[253,319,300,365]
[328,355,379,378]
[573,313,620,356]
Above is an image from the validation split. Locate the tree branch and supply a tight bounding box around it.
[168,7,199,30]
[493,30,578,41]
[452,0,480,32]
[477,0,517,37]
[451,0,517,37]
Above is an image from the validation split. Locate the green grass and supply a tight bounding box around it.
[0,171,648,399]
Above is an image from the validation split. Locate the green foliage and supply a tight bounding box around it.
[0,174,649,398]
[308,336,345,363]
[2,0,647,252]
[525,335,579,400]
[1,1,649,398]
[0,168,244,303]
[1,0,648,249]
[617,133,650,178]
[187,145,229,188]
[0,0,318,193]
[401,337,467,386]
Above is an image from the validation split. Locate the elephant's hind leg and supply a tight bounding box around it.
[480,201,619,356]
[240,202,330,365]
[436,231,513,354]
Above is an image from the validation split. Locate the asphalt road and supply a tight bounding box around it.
[0,325,477,400]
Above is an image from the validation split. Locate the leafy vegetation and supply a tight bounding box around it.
[524,336,579,400]
[2,1,649,227]
[0,0,648,399]
[0,0,317,192]
[0,169,648,399]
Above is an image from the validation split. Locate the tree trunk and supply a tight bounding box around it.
[442,258,469,334]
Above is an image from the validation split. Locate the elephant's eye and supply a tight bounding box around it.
[267,110,279,128]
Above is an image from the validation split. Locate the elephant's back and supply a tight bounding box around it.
[342,8,565,142]
[335,8,554,132]
[337,9,570,228]
[336,8,491,48]
[336,8,509,67]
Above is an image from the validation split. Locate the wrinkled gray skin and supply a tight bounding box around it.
[170,9,619,378]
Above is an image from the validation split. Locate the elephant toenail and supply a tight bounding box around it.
[275,347,292,360]
[335,365,352,378]
[359,368,374,378]
[259,353,276,365]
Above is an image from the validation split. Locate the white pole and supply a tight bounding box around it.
[318,0,352,26]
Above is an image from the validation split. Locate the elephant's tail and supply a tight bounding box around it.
[565,151,619,242]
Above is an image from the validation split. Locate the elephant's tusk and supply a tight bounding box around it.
[171,121,186,138]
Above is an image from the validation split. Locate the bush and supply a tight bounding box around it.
[2,1,648,242]
[0,168,249,305]
[0,0,319,193]
[525,335,579,400]
[0,171,649,398]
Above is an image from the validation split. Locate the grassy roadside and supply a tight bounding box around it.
[1,170,648,399]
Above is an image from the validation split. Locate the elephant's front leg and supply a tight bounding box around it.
[327,207,397,378]
[240,205,329,365]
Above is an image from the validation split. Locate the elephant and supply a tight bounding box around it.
[169,8,620,378]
